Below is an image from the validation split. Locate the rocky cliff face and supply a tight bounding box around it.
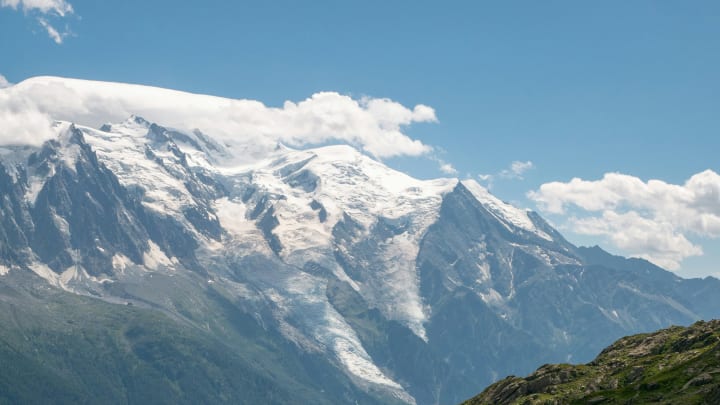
[463,319,720,405]
[0,107,719,404]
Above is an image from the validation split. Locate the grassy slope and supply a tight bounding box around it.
[0,286,331,405]
[463,320,720,405]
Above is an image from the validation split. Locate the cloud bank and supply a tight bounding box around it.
[529,170,720,270]
[1,0,74,43]
[0,76,437,159]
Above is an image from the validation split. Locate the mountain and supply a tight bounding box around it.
[0,282,382,405]
[1,77,719,404]
[462,319,720,404]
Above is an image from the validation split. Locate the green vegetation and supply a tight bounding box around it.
[463,320,720,405]
[0,286,336,405]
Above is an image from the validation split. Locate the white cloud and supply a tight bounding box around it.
[427,152,458,175]
[38,17,65,44]
[0,76,437,158]
[529,170,720,270]
[0,0,73,16]
[362,97,437,128]
[0,79,55,145]
[476,173,495,189]
[439,162,457,175]
[501,160,534,179]
[0,105,56,146]
[1,0,74,44]
[477,160,535,188]
[569,211,702,270]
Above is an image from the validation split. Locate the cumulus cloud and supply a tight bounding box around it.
[529,170,720,270]
[1,0,74,44]
[570,211,702,270]
[0,76,437,158]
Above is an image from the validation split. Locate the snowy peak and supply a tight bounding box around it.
[4,81,720,405]
[81,117,227,221]
[215,142,458,342]
[460,179,553,241]
[236,143,457,257]
[98,115,229,164]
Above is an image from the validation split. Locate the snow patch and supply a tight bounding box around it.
[25,176,48,205]
[370,231,429,341]
[60,265,80,285]
[52,211,70,236]
[60,264,113,285]
[479,288,504,306]
[57,142,81,173]
[29,262,62,287]
[143,241,175,270]
[214,197,253,235]
[112,254,133,274]
[475,261,491,283]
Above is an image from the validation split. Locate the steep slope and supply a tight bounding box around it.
[0,276,389,405]
[463,320,720,404]
[1,77,720,404]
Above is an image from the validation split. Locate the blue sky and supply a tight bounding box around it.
[1,1,719,278]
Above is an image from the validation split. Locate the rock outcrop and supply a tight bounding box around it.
[463,320,720,404]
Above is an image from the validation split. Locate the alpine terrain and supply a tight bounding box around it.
[463,320,720,404]
[0,77,719,404]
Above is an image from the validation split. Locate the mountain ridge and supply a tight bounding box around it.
[0,77,719,404]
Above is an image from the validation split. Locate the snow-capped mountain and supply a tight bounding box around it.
[1,78,719,405]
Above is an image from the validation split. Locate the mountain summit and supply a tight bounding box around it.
[1,78,719,404]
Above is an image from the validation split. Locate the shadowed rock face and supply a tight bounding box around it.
[0,163,32,264]
[29,130,151,275]
[463,320,720,405]
[1,127,210,277]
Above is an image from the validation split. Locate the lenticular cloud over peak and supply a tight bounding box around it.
[0,76,437,159]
